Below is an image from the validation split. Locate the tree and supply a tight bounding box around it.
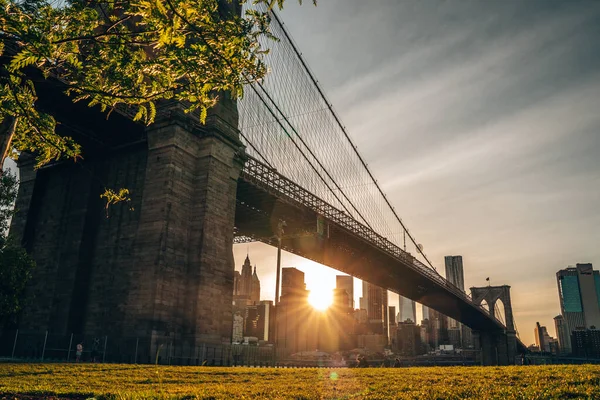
[0,170,34,324]
[0,0,314,171]
[0,170,17,234]
[0,236,35,324]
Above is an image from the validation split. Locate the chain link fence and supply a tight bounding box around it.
[0,330,278,366]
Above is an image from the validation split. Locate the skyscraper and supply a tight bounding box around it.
[557,264,600,332]
[444,256,465,292]
[388,306,396,326]
[534,322,551,352]
[336,275,354,309]
[557,263,600,354]
[429,308,449,346]
[233,255,261,305]
[554,315,569,354]
[259,300,274,342]
[362,281,388,337]
[398,296,416,323]
[445,256,465,345]
[276,268,310,355]
[281,267,306,297]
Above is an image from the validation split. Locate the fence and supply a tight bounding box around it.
[0,330,277,366]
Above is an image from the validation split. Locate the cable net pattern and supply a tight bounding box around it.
[238,4,434,269]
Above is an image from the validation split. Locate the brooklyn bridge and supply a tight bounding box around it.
[4,4,524,365]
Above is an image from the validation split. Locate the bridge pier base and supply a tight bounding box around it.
[473,329,517,366]
[505,330,518,365]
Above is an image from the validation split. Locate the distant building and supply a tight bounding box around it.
[259,300,275,342]
[571,329,600,359]
[232,255,263,341]
[232,312,244,343]
[333,288,350,310]
[331,288,356,351]
[396,321,422,356]
[445,256,465,292]
[448,327,461,349]
[362,281,388,338]
[421,318,436,350]
[276,268,310,355]
[245,306,260,339]
[281,267,306,297]
[357,334,387,353]
[388,306,396,327]
[244,301,274,342]
[388,306,397,347]
[398,296,416,323]
[277,268,349,354]
[336,275,354,309]
[554,315,569,355]
[548,337,559,355]
[556,263,600,353]
[429,309,449,346]
[233,255,261,305]
[445,256,465,343]
[419,325,428,351]
[534,322,552,353]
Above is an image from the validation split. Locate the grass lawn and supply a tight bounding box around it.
[1,363,599,399]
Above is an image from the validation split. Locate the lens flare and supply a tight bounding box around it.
[308,290,332,310]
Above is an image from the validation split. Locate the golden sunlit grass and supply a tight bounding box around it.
[1,363,600,399]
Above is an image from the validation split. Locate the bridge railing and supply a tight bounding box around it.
[241,157,500,326]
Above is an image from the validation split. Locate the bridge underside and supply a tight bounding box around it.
[236,175,493,332]
[234,163,526,361]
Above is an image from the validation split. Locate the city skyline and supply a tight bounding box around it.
[234,249,599,348]
[231,0,600,347]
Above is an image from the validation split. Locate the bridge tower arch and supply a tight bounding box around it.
[470,285,515,330]
[469,285,518,366]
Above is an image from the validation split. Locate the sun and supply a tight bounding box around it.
[308,290,333,311]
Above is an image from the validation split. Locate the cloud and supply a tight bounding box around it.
[257,1,600,346]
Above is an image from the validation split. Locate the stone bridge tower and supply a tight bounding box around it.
[470,285,515,331]
[2,2,247,363]
[469,285,518,365]
[8,96,244,361]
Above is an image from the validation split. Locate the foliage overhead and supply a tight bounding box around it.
[0,0,313,168]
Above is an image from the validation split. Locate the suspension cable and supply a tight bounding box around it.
[270,9,436,271]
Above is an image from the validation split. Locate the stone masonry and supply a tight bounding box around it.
[8,96,245,356]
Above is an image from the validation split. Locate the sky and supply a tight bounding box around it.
[233,0,600,346]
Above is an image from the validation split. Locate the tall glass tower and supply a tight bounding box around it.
[445,256,465,332]
[336,275,354,309]
[557,263,600,353]
[444,255,465,292]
